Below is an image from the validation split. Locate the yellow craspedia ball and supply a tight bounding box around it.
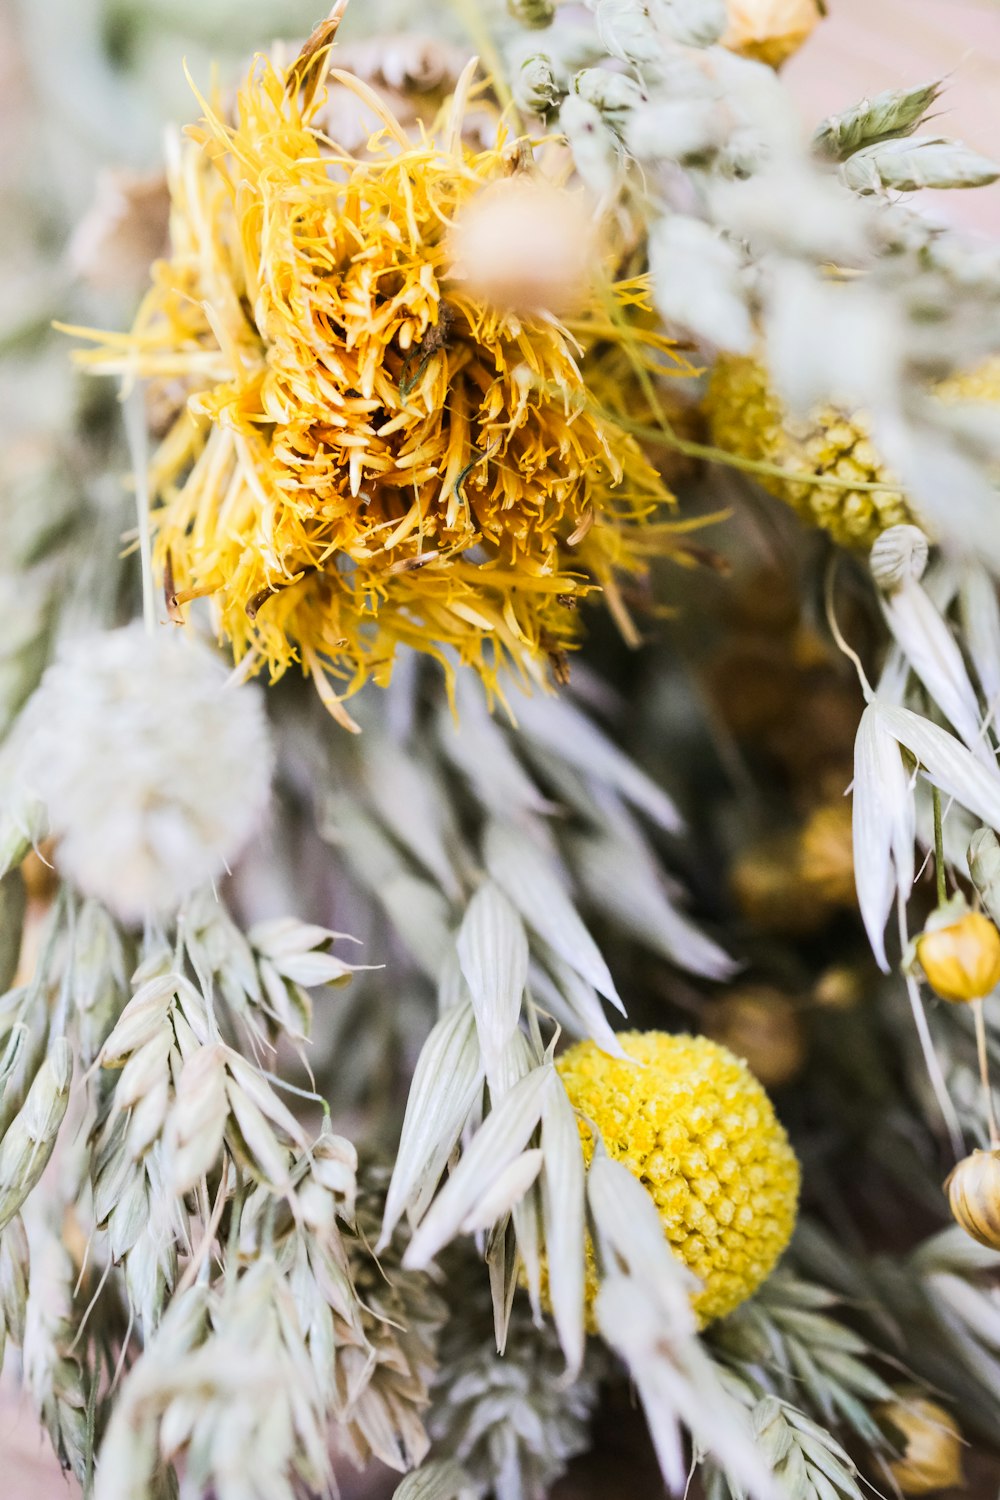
[557,1031,800,1324]
[703,355,914,549]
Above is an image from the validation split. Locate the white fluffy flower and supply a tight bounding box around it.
[17,624,272,923]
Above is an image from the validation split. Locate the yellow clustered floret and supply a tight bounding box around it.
[704,354,914,549]
[70,51,692,713]
[558,1031,800,1325]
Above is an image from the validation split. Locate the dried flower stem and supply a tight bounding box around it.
[973,998,999,1148]
[933,787,947,907]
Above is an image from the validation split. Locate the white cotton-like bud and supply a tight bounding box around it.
[870,524,930,592]
[17,624,272,924]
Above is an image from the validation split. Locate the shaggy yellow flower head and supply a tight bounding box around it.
[70,49,688,714]
[558,1031,800,1324]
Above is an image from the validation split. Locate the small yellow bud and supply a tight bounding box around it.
[946,1149,1000,1250]
[878,1396,964,1495]
[721,0,822,69]
[915,909,1000,1003]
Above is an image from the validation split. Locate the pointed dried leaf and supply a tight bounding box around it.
[403,1064,554,1269]
[456,883,528,1077]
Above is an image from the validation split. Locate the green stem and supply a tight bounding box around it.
[933,786,947,906]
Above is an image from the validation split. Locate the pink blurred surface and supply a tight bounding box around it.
[784,0,1000,233]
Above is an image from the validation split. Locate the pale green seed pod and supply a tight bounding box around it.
[515,54,563,118]
[969,826,1000,928]
[0,1213,29,1368]
[0,1037,72,1231]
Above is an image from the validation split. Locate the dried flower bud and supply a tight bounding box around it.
[879,1396,964,1494]
[0,1039,73,1232]
[721,0,822,69]
[946,1149,1000,1251]
[448,177,595,318]
[515,54,563,118]
[705,987,806,1088]
[508,0,555,26]
[915,902,1000,1003]
[870,524,930,592]
[575,68,645,130]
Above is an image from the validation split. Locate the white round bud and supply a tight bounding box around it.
[16,623,272,924]
[869,524,929,592]
[448,175,596,318]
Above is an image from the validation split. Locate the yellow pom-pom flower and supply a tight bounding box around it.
[558,1031,800,1324]
[703,355,913,549]
[705,354,1000,551]
[68,43,690,717]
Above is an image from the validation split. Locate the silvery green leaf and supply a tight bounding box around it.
[378,873,455,980]
[456,883,528,1079]
[592,0,662,64]
[459,1148,544,1232]
[530,949,627,1058]
[649,0,726,47]
[881,582,986,758]
[379,1002,483,1250]
[842,136,1000,194]
[541,1078,586,1375]
[393,1459,476,1500]
[879,702,1000,831]
[650,215,753,353]
[484,820,622,1010]
[402,1064,554,1270]
[512,688,683,834]
[558,93,620,197]
[851,703,915,972]
[364,737,463,902]
[569,826,734,980]
[813,80,943,162]
[959,562,1000,709]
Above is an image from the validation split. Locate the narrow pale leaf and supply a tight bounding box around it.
[402,1064,554,1270]
[456,883,528,1078]
[379,1003,483,1250]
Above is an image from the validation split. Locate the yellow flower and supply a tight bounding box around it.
[557,1031,800,1324]
[68,48,690,719]
[879,1397,964,1495]
[915,908,1000,1003]
[704,355,913,549]
[705,354,1000,551]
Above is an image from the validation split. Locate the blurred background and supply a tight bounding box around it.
[0,0,997,1492]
